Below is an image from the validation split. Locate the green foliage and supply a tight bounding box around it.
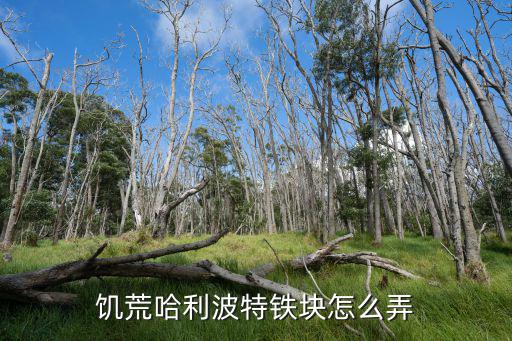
[44,92,130,230]
[0,190,56,224]
[348,144,392,173]
[335,182,365,221]
[0,71,36,210]
[381,106,407,127]
[135,228,153,245]
[348,144,373,168]
[21,190,56,225]
[356,122,373,141]
[21,229,38,247]
[191,126,230,173]
[0,144,11,204]
[23,190,56,223]
[0,75,132,241]
[187,122,256,232]
[0,70,36,113]
[312,0,400,96]
[47,93,75,142]
[473,163,512,227]
[403,211,432,235]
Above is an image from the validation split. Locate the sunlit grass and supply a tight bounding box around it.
[1,232,511,340]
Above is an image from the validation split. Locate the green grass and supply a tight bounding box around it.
[1,232,511,341]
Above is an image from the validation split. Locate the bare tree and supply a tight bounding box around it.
[409,0,512,176]
[0,11,54,248]
[143,0,227,235]
[52,47,111,243]
[411,0,487,280]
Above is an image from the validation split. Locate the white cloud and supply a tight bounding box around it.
[155,0,263,51]
[0,34,17,62]
[0,7,18,62]
[366,0,407,37]
[368,0,406,12]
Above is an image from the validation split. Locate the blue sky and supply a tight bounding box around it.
[0,0,510,137]
[0,0,153,72]
[0,0,502,83]
[0,0,268,117]
[0,0,494,93]
[1,0,162,114]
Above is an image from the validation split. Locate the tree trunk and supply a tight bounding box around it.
[380,188,396,235]
[421,0,486,280]
[448,167,465,280]
[119,180,131,234]
[2,53,53,248]
[9,112,17,195]
[409,0,512,175]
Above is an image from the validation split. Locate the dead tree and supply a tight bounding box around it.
[227,55,277,234]
[0,11,54,248]
[0,232,421,309]
[52,47,111,243]
[408,0,512,176]
[142,0,227,235]
[122,26,148,232]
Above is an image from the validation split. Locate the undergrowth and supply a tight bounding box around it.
[1,232,511,340]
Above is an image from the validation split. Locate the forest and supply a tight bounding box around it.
[0,0,511,340]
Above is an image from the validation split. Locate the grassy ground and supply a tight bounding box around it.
[1,231,511,341]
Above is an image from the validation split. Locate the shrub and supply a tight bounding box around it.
[22,229,38,247]
[136,227,153,245]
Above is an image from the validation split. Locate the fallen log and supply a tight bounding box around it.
[251,235,421,281]
[252,232,355,277]
[326,253,421,280]
[288,233,354,269]
[0,230,228,304]
[199,259,364,336]
[0,231,421,306]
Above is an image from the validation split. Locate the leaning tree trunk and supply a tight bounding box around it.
[9,112,17,196]
[380,188,396,235]
[409,0,512,176]
[0,231,422,307]
[421,0,487,281]
[2,53,53,248]
[471,123,508,243]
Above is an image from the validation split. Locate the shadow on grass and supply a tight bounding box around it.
[484,241,512,256]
